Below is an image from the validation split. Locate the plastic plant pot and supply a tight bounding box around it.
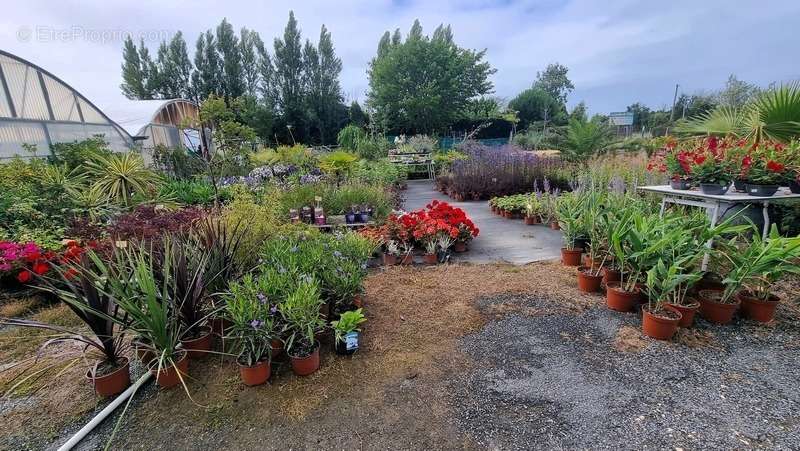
[745,184,779,197]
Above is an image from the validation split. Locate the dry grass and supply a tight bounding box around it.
[613,325,651,353]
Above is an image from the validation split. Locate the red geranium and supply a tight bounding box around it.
[17,270,32,283]
[766,160,785,172]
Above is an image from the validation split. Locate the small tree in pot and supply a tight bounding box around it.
[331,309,367,355]
[555,192,586,266]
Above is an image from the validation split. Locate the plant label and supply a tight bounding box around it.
[345,331,359,351]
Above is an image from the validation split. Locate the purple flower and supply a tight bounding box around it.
[250,319,264,329]
[257,293,267,304]
[269,305,278,315]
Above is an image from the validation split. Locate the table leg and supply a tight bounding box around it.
[659,198,667,217]
[762,201,770,240]
[701,202,721,271]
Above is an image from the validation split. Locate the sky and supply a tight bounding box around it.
[2,0,799,117]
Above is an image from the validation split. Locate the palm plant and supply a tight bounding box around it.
[676,83,800,144]
[557,119,617,163]
[86,152,160,207]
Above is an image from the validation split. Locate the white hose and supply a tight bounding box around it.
[57,371,152,451]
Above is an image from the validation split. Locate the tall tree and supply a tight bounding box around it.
[309,25,344,143]
[191,30,222,101]
[240,28,263,98]
[272,11,306,139]
[367,20,495,134]
[349,101,368,126]
[120,36,154,99]
[153,32,193,99]
[216,19,245,99]
[534,63,574,104]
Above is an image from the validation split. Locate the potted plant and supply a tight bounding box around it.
[555,192,585,266]
[331,308,367,355]
[281,279,326,376]
[606,209,653,312]
[524,194,542,225]
[2,256,132,397]
[742,156,788,197]
[642,260,686,340]
[691,155,733,195]
[421,235,438,265]
[399,241,414,265]
[383,240,400,265]
[713,225,800,323]
[576,193,605,293]
[170,242,215,360]
[665,151,692,190]
[225,273,277,386]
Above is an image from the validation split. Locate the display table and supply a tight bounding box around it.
[388,151,435,180]
[638,185,800,268]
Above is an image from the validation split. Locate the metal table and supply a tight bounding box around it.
[388,152,435,180]
[638,185,800,269]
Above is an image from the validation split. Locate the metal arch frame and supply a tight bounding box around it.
[0,49,135,148]
[132,98,200,136]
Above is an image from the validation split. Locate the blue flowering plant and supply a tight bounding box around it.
[280,279,326,358]
[224,273,279,367]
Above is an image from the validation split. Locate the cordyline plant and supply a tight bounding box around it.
[717,225,800,303]
[0,255,130,396]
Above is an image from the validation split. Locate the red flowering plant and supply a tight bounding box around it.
[685,137,736,187]
[0,240,95,289]
[423,200,479,243]
[647,138,693,181]
[741,140,792,186]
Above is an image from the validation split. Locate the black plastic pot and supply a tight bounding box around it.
[791,180,800,194]
[334,331,360,355]
[746,184,779,197]
[670,179,690,190]
[345,213,356,224]
[733,179,746,192]
[699,183,729,195]
[359,212,370,223]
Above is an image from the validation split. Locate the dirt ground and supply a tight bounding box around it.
[1,262,799,450]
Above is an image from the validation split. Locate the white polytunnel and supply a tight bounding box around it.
[0,49,135,159]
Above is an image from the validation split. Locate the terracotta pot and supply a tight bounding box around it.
[453,241,467,253]
[582,254,603,269]
[667,301,700,328]
[210,317,233,336]
[698,290,739,324]
[151,351,189,389]
[400,254,413,265]
[422,253,438,265]
[353,294,364,308]
[576,267,603,293]
[524,216,536,225]
[271,339,284,359]
[134,340,156,365]
[503,210,512,218]
[606,282,641,312]
[181,327,213,359]
[239,360,271,386]
[737,292,779,323]
[561,248,582,266]
[550,221,560,230]
[382,253,397,266]
[642,305,682,340]
[86,358,131,397]
[290,345,320,376]
[601,268,621,285]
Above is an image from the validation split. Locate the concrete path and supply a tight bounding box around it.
[403,180,562,264]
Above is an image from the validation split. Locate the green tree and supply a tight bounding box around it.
[272,11,307,140]
[192,31,222,100]
[154,32,193,99]
[304,25,344,144]
[718,74,760,109]
[367,19,495,134]
[626,102,651,131]
[216,18,245,99]
[570,101,588,123]
[120,36,154,99]
[508,87,566,129]
[240,27,264,98]
[534,63,574,104]
[348,101,368,127]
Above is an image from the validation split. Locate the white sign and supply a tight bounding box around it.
[608,112,634,126]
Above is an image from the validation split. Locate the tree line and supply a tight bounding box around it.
[121,12,353,144]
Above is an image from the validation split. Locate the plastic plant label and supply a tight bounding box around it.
[345,331,359,351]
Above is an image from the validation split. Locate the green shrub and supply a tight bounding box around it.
[161,179,226,206]
[49,137,111,171]
[355,135,390,160]
[352,159,407,186]
[337,124,365,151]
[151,145,204,179]
[280,182,393,218]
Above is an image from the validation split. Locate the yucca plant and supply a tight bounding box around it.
[86,152,161,207]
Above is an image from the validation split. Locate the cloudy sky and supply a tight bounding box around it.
[2,0,799,116]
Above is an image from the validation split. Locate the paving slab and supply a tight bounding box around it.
[403,179,563,264]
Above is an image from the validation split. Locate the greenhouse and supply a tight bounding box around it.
[0,50,134,159]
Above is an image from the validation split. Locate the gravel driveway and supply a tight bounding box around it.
[450,293,800,450]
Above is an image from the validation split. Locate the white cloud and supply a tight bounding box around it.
[2,0,799,117]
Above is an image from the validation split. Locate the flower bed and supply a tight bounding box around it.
[437,142,570,200]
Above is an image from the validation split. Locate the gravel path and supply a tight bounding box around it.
[450,293,800,450]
